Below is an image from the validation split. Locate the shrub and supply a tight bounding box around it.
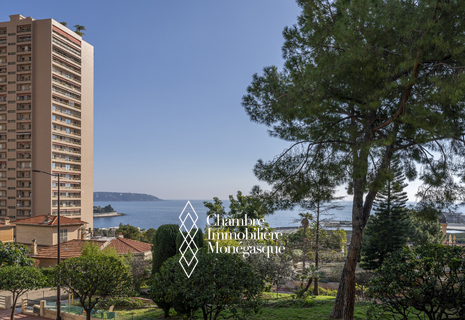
[367,244,465,319]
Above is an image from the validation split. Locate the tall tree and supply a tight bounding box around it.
[242,1,465,318]
[360,156,409,271]
[152,224,179,275]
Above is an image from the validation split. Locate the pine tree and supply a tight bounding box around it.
[360,157,409,270]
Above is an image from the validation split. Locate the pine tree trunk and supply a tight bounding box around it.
[331,179,366,319]
[330,263,346,318]
[314,201,320,296]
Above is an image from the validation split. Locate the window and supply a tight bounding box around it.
[60,229,68,242]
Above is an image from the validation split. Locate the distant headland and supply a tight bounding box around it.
[93,192,162,201]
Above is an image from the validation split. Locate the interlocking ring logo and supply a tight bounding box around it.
[179,201,199,278]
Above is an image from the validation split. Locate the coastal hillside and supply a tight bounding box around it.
[93,192,161,201]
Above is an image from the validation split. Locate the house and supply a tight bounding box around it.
[12,215,88,252]
[33,234,152,267]
[0,217,14,243]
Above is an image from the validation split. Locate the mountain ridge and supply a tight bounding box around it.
[93,192,161,201]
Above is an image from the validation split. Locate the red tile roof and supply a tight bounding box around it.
[34,239,106,259]
[34,237,152,259]
[12,215,87,226]
[106,237,152,254]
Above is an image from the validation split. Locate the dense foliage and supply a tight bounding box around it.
[93,204,114,213]
[204,191,272,233]
[150,250,264,320]
[0,242,33,267]
[141,228,157,243]
[117,223,141,241]
[152,224,179,275]
[367,244,465,319]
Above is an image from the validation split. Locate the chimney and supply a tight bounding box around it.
[31,239,37,255]
[4,217,9,225]
[117,232,124,238]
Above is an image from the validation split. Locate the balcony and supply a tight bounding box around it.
[52,77,81,92]
[17,95,31,102]
[17,134,31,140]
[17,56,31,63]
[52,47,80,65]
[17,172,31,178]
[17,104,31,111]
[17,47,31,53]
[17,115,31,121]
[17,183,31,188]
[52,145,81,154]
[52,86,81,101]
[17,37,31,43]
[0,40,6,45]
[17,76,31,82]
[52,106,81,119]
[17,66,31,72]
[52,96,81,110]
[17,145,31,150]
[17,27,31,33]
[52,38,81,57]
[52,57,81,75]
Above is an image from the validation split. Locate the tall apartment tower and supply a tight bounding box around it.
[0,14,93,228]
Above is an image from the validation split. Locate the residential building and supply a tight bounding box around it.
[0,14,93,227]
[12,214,88,251]
[0,217,14,243]
[33,235,153,267]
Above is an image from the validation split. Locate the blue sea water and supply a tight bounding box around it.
[93,200,355,230]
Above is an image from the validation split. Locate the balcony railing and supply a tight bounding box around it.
[17,37,31,43]
[52,57,81,74]
[52,48,80,65]
[17,27,31,33]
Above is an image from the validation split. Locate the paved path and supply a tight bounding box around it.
[0,309,47,320]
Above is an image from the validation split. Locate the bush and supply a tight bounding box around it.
[367,244,465,319]
[318,287,338,297]
[96,297,150,310]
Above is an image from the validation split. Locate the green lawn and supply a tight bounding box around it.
[113,294,371,320]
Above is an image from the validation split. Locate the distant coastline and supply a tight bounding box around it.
[94,192,162,202]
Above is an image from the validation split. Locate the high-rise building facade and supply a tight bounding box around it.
[0,14,93,228]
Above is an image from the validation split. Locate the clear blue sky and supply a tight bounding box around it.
[3,1,422,200]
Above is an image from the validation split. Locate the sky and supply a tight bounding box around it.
[2,1,423,201]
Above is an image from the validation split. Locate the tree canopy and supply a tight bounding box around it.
[242,1,465,318]
[0,242,33,267]
[55,255,131,320]
[0,266,46,320]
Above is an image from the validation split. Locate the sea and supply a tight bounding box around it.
[92,200,355,230]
